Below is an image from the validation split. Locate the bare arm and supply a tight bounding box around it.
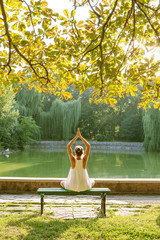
[67,134,78,168]
[77,128,90,168]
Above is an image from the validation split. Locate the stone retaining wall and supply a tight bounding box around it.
[1,177,160,195]
[30,141,144,152]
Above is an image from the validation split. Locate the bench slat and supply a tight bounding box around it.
[37,187,111,195]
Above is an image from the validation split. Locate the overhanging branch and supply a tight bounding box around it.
[0,0,50,83]
[20,0,37,37]
[136,1,160,39]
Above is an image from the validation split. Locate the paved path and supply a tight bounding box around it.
[1,193,160,203]
[0,194,160,219]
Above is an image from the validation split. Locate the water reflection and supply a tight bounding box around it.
[88,152,145,178]
[0,148,160,178]
[142,153,160,178]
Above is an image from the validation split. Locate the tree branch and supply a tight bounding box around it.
[88,0,101,23]
[20,0,37,37]
[136,1,160,39]
[100,0,118,45]
[0,33,6,37]
[73,0,88,8]
[98,0,118,94]
[106,5,133,62]
[99,43,104,96]
[0,0,12,73]
[110,1,136,84]
[0,0,50,82]
[70,0,118,75]
[136,0,158,12]
[132,0,136,49]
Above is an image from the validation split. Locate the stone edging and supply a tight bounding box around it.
[0,177,160,194]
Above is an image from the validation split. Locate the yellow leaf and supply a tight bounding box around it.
[153,103,159,109]
[130,89,136,96]
[64,92,72,98]
[54,25,58,32]
[63,9,69,18]
[109,98,117,107]
[13,88,18,94]
[11,22,18,30]
[79,89,83,95]
[77,20,84,27]
[40,0,48,7]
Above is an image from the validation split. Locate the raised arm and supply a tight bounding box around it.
[77,128,90,168]
[67,132,78,168]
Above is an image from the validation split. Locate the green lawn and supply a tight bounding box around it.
[0,205,160,239]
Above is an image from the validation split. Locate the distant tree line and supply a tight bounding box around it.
[0,86,159,152]
[79,89,144,143]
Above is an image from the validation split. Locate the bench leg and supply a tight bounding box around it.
[40,194,44,215]
[101,193,106,216]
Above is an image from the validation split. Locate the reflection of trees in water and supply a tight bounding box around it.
[143,153,160,178]
[117,154,145,178]
[143,108,160,152]
[0,151,70,178]
[1,150,160,178]
[88,152,145,178]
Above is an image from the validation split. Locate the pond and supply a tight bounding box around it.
[0,145,160,178]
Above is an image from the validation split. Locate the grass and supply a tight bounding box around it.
[0,205,160,239]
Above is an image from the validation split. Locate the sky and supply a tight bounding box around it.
[47,0,89,19]
[47,0,160,14]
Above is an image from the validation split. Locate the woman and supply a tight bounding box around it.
[60,128,95,192]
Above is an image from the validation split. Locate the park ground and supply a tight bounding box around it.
[0,194,160,239]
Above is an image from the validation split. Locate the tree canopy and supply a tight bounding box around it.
[0,0,160,107]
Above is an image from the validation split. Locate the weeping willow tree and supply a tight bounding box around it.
[16,87,81,140]
[39,99,81,140]
[15,87,41,122]
[143,108,160,152]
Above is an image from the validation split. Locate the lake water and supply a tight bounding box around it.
[0,146,160,178]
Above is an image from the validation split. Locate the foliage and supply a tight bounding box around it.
[143,107,160,152]
[39,99,81,140]
[120,113,144,141]
[79,90,144,141]
[120,114,143,141]
[0,0,160,108]
[96,134,108,141]
[0,87,19,149]
[0,207,160,239]
[15,86,41,121]
[15,86,81,140]
[16,116,41,149]
[0,88,40,150]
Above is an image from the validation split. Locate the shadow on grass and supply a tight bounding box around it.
[156,215,160,227]
[6,213,98,240]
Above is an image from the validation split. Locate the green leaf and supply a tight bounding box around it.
[18,23,26,32]
[70,10,76,18]
[20,40,29,46]
[42,20,47,30]
[38,28,43,35]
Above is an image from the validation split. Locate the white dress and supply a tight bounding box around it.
[63,156,95,192]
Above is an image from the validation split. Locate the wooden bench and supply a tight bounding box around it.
[37,187,111,216]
